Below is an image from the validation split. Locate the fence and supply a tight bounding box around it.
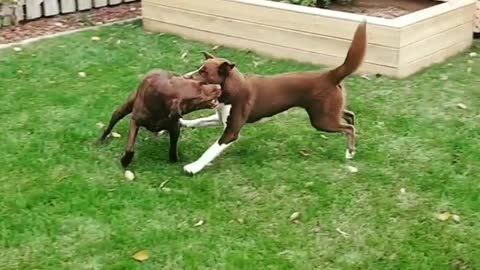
[0,0,136,27]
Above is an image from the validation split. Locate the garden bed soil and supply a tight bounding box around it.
[0,2,141,44]
[327,0,439,19]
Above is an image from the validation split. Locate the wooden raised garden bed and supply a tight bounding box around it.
[142,0,475,78]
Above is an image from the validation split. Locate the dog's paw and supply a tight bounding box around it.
[345,149,356,160]
[121,151,135,168]
[183,162,204,175]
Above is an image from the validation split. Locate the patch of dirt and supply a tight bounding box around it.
[0,2,141,44]
[329,0,439,19]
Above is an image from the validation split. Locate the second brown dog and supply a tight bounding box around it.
[181,20,367,175]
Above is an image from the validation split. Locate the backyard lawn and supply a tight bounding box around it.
[1,21,479,269]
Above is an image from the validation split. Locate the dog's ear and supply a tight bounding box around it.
[168,98,182,119]
[218,61,236,77]
[201,51,216,59]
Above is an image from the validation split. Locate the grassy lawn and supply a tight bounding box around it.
[1,21,479,269]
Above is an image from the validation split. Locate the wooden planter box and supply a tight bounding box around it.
[142,0,475,78]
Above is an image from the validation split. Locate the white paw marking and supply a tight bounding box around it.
[345,149,355,160]
[184,162,204,175]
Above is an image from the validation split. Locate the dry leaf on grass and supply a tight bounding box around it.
[299,150,311,157]
[290,212,300,222]
[78,72,87,78]
[91,36,101,41]
[13,47,22,52]
[181,52,188,59]
[132,250,150,262]
[336,228,349,237]
[304,182,314,188]
[400,188,406,194]
[212,45,220,50]
[467,67,472,73]
[452,214,461,223]
[193,220,204,227]
[319,134,328,140]
[111,132,121,138]
[96,122,105,129]
[124,170,135,181]
[346,165,358,173]
[469,52,478,57]
[440,74,449,81]
[436,212,451,221]
[456,103,467,110]
[361,74,372,80]
[159,180,170,189]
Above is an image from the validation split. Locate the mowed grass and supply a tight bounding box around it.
[1,21,479,269]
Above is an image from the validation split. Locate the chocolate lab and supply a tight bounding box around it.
[180,20,367,174]
[99,69,221,168]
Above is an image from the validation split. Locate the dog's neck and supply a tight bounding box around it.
[221,69,246,102]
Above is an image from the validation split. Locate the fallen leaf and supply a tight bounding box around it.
[304,181,314,187]
[96,122,105,129]
[116,40,122,45]
[346,165,358,173]
[132,250,150,262]
[436,212,451,221]
[193,220,204,227]
[157,33,166,37]
[181,51,188,59]
[361,74,372,80]
[124,170,135,181]
[111,132,121,138]
[212,45,220,50]
[319,134,328,140]
[237,218,245,224]
[440,74,449,81]
[452,214,461,223]
[467,67,472,73]
[299,150,311,157]
[336,228,349,237]
[13,47,22,52]
[157,130,167,136]
[400,188,406,194]
[290,212,300,221]
[78,72,87,77]
[159,179,170,189]
[162,187,172,192]
[456,103,467,109]
[91,36,101,41]
[469,52,478,57]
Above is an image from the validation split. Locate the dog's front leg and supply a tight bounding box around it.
[120,119,139,168]
[180,104,231,128]
[168,122,180,162]
[183,105,245,175]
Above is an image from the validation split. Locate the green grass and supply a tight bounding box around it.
[1,21,479,269]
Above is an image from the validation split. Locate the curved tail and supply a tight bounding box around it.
[328,20,367,84]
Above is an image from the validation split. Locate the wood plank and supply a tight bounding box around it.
[43,0,59,16]
[93,0,107,8]
[400,4,475,46]
[15,0,25,22]
[108,0,121,5]
[77,0,92,11]
[398,39,472,77]
[142,3,399,67]
[144,0,400,47]
[143,18,399,77]
[399,22,473,64]
[60,0,75,13]
[25,0,42,19]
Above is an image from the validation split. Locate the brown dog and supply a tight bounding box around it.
[181,20,367,174]
[99,70,221,168]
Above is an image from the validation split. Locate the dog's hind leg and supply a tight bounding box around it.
[342,110,355,125]
[120,119,139,168]
[308,109,356,160]
[99,93,135,142]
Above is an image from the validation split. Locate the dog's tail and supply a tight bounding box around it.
[328,19,367,84]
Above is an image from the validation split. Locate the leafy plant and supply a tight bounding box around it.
[272,0,354,8]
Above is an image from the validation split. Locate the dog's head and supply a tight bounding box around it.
[168,79,222,118]
[184,52,236,84]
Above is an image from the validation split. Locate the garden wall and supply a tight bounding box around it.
[142,0,476,78]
